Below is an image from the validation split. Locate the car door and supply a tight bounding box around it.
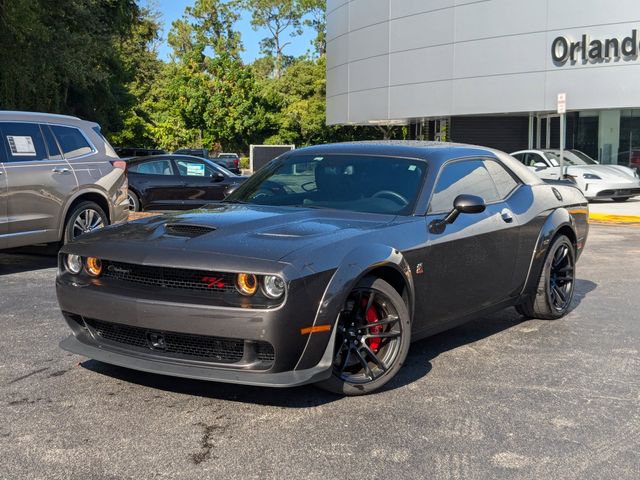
[173,157,229,207]
[128,158,183,210]
[0,122,77,247]
[414,158,521,332]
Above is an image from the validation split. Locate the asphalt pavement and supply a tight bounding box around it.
[1,225,639,480]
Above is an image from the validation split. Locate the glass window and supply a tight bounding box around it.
[175,159,218,177]
[430,160,500,214]
[484,160,519,199]
[41,125,63,160]
[0,122,47,162]
[129,159,174,175]
[50,125,93,158]
[226,154,427,216]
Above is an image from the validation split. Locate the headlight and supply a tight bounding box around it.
[85,257,103,277]
[65,254,83,274]
[583,173,601,180]
[262,275,285,299]
[236,273,258,296]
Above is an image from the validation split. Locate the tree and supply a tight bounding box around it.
[300,0,326,56]
[244,0,304,79]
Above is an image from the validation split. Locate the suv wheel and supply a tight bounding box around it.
[64,201,108,243]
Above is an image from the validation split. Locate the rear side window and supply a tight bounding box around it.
[429,160,500,213]
[41,125,63,160]
[0,122,47,162]
[484,160,520,199]
[129,159,174,175]
[50,125,93,158]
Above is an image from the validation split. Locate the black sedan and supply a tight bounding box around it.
[125,154,247,211]
[56,142,589,395]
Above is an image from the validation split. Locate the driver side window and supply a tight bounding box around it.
[429,160,500,214]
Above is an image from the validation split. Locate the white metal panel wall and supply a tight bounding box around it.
[326,0,640,124]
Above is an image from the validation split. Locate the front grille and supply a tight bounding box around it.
[102,261,236,294]
[165,224,216,237]
[83,318,275,365]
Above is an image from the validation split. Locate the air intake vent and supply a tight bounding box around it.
[165,224,216,237]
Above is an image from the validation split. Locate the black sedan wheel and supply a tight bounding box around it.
[128,191,141,212]
[316,276,411,395]
[517,235,575,319]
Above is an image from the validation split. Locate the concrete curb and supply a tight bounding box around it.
[589,213,640,225]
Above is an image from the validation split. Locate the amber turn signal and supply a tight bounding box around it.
[236,273,258,296]
[85,257,103,277]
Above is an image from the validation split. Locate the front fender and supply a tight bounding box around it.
[294,244,414,370]
[521,208,576,297]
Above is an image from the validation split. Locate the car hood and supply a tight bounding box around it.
[568,165,639,181]
[69,203,396,264]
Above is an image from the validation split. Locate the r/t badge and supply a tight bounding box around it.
[416,263,424,275]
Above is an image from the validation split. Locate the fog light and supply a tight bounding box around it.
[65,254,83,274]
[85,257,102,277]
[262,275,285,299]
[236,273,258,296]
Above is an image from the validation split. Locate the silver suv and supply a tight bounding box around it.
[0,111,128,249]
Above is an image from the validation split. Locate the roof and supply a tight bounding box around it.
[0,110,93,127]
[292,140,502,166]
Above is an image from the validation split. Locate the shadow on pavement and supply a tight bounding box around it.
[0,248,58,276]
[80,278,598,406]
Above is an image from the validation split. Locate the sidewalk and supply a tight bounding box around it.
[589,198,640,225]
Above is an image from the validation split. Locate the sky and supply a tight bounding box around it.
[143,0,316,63]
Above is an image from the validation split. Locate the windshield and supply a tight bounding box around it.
[545,150,597,166]
[225,154,427,215]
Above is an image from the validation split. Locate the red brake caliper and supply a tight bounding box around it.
[362,297,382,352]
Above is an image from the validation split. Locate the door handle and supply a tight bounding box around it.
[501,210,514,223]
[52,167,71,174]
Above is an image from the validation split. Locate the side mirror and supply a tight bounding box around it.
[212,172,225,182]
[429,194,486,234]
[533,162,548,169]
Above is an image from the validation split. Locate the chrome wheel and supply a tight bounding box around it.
[333,288,404,384]
[548,241,575,312]
[127,192,136,211]
[72,208,105,239]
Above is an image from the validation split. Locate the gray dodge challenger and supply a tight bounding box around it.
[56,142,589,395]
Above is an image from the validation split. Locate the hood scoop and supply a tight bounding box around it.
[164,223,216,237]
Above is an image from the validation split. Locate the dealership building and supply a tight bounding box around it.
[326,0,640,164]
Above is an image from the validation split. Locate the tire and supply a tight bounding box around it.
[517,235,576,320]
[315,276,411,396]
[128,190,141,212]
[613,197,630,203]
[63,201,109,244]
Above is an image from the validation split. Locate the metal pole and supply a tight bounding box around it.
[559,113,565,179]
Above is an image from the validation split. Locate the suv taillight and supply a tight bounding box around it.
[111,160,127,170]
[233,159,239,168]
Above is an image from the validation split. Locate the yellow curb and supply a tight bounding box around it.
[589,213,640,225]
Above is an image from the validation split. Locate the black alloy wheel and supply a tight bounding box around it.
[316,276,411,395]
[548,240,575,312]
[517,235,576,319]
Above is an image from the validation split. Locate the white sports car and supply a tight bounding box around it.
[511,149,640,202]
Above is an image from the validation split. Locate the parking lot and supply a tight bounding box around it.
[1,224,639,480]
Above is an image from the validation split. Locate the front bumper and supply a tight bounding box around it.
[60,332,334,387]
[584,181,640,199]
[56,268,336,387]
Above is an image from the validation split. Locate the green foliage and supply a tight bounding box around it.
[0,0,145,134]
[0,0,403,154]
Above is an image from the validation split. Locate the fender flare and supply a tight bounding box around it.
[521,208,577,297]
[294,244,414,371]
